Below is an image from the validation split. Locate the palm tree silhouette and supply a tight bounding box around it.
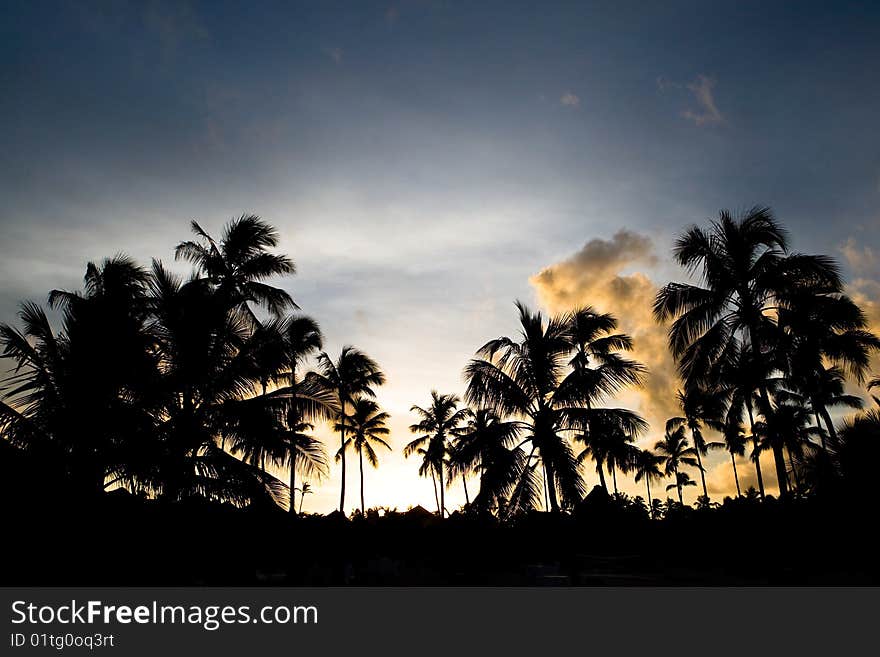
[294,481,314,514]
[654,207,844,498]
[666,472,697,502]
[465,302,646,512]
[575,410,643,494]
[667,388,724,499]
[272,315,336,514]
[407,391,469,517]
[335,397,392,514]
[448,408,524,517]
[655,422,700,505]
[711,419,747,497]
[314,346,385,514]
[174,214,296,324]
[633,449,664,518]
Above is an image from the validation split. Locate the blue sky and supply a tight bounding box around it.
[2,1,879,511]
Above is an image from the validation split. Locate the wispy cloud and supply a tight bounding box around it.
[658,74,725,126]
[682,75,724,125]
[560,91,580,108]
[324,47,344,64]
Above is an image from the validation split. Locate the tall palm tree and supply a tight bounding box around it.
[336,397,392,514]
[667,387,725,499]
[655,422,700,505]
[406,391,469,517]
[711,418,747,497]
[654,207,844,498]
[271,315,336,514]
[465,302,645,512]
[784,365,863,450]
[712,339,768,498]
[314,346,385,514]
[174,214,296,323]
[633,449,664,518]
[666,471,697,503]
[448,408,524,517]
[282,422,329,512]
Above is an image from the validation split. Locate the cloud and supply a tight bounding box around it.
[324,47,344,64]
[529,230,681,433]
[659,74,724,126]
[560,92,580,108]
[840,238,880,379]
[682,75,724,126]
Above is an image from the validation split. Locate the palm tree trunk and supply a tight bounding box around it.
[731,452,741,497]
[675,467,683,505]
[819,406,838,448]
[298,491,305,514]
[746,403,765,499]
[439,460,446,518]
[749,326,789,499]
[338,396,346,514]
[597,460,608,492]
[462,474,469,506]
[692,430,709,499]
[542,468,550,510]
[359,445,365,515]
[645,478,654,519]
[431,468,440,513]
[611,464,618,495]
[544,460,560,512]
[289,367,298,516]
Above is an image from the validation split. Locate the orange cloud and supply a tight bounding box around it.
[529,230,681,434]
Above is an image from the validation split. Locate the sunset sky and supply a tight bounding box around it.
[2,1,879,512]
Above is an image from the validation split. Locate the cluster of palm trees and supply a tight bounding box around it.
[0,215,388,515]
[2,208,878,519]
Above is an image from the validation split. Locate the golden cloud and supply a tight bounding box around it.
[529,230,681,434]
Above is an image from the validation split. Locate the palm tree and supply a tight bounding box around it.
[575,411,642,494]
[654,207,844,498]
[1,256,157,498]
[448,408,524,516]
[465,302,645,513]
[633,449,664,518]
[754,398,821,495]
[294,482,314,514]
[271,315,336,514]
[174,214,296,324]
[336,397,392,514]
[667,387,725,499]
[666,471,697,502]
[282,422,329,511]
[712,339,768,498]
[655,422,700,505]
[784,365,863,450]
[406,391,469,517]
[711,418,747,497]
[314,346,385,514]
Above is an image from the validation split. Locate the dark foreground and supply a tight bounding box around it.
[2,488,876,586]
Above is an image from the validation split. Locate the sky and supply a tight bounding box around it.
[1,0,879,513]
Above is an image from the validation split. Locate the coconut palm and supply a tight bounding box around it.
[575,410,643,494]
[667,387,725,499]
[654,207,844,498]
[633,449,664,519]
[712,339,768,498]
[336,397,391,514]
[295,482,314,514]
[666,471,698,501]
[313,346,385,514]
[655,423,700,504]
[448,408,525,516]
[1,256,157,498]
[270,315,336,513]
[465,302,645,512]
[406,391,469,517]
[710,418,747,497]
[174,214,296,323]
